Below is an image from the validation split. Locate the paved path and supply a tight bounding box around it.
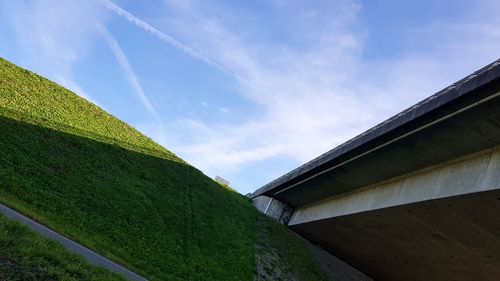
[0,203,148,281]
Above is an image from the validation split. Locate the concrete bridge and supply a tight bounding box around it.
[251,59,500,281]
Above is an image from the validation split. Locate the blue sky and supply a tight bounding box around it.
[1,0,499,194]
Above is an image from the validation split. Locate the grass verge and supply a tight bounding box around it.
[0,213,126,281]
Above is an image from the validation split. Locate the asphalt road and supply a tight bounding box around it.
[0,202,148,281]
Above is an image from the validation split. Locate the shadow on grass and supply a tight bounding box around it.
[0,115,257,281]
[0,106,185,165]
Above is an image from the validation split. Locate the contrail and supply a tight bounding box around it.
[102,0,235,77]
[99,24,160,119]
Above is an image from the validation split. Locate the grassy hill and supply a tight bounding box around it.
[0,57,329,281]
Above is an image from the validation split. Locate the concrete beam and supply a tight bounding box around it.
[290,188,500,281]
[290,145,500,226]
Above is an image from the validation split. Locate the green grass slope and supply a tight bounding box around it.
[0,57,329,281]
[254,216,330,281]
[0,214,126,281]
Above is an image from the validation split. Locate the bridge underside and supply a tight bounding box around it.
[251,61,500,280]
[290,188,500,281]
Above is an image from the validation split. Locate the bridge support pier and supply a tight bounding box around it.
[252,195,293,225]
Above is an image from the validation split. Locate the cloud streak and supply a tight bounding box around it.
[141,0,500,193]
[0,0,105,104]
[131,0,375,193]
[102,0,234,77]
[5,0,499,194]
[99,25,159,118]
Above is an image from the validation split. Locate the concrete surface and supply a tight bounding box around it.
[253,195,293,224]
[290,145,500,225]
[291,188,500,281]
[253,195,372,280]
[285,146,500,280]
[0,203,148,281]
[307,242,373,281]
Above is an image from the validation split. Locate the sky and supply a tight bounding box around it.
[1,0,499,194]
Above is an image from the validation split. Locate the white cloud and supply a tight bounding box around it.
[4,0,500,193]
[2,0,168,115]
[103,0,233,76]
[151,0,500,186]
[218,107,229,113]
[152,0,374,176]
[1,0,106,104]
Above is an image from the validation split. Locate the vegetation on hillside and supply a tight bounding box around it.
[0,214,126,281]
[0,57,256,280]
[254,216,329,281]
[0,57,329,281]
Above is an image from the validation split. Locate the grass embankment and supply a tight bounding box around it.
[0,214,125,281]
[0,57,329,281]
